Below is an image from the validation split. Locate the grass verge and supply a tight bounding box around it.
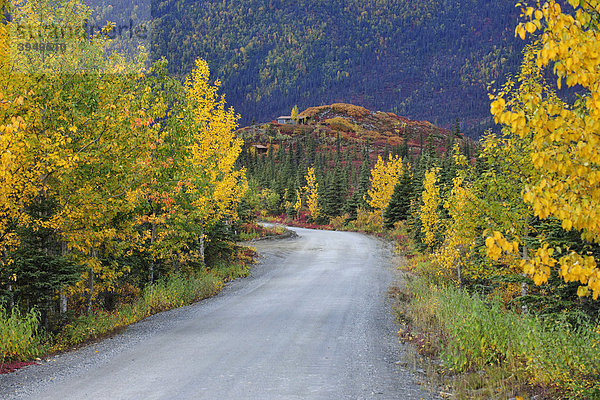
[1,253,255,370]
[53,273,224,350]
[238,222,289,241]
[392,274,600,399]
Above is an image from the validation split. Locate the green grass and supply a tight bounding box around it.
[0,258,253,365]
[209,260,251,282]
[0,307,47,365]
[238,222,287,241]
[53,273,224,350]
[395,276,600,399]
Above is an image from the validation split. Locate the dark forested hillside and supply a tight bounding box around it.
[150,0,523,137]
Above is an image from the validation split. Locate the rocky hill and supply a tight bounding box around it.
[237,103,469,159]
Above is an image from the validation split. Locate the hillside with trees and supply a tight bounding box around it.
[151,0,524,136]
[237,103,470,223]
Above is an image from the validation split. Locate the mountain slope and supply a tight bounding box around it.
[152,0,523,136]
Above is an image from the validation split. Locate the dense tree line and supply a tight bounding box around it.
[239,121,465,224]
[0,0,247,331]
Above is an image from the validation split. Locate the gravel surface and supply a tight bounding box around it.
[0,227,437,400]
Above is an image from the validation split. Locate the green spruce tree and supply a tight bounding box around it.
[383,169,413,229]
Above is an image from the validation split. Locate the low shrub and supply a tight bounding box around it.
[329,214,350,230]
[323,117,362,133]
[346,208,383,234]
[238,222,287,241]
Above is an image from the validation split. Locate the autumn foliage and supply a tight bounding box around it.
[489,0,600,299]
[366,154,405,219]
[390,4,600,396]
[0,0,248,355]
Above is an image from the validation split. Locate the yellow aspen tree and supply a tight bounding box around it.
[435,133,535,298]
[185,58,247,220]
[435,175,480,284]
[490,0,600,298]
[166,57,248,265]
[419,168,441,249]
[293,188,302,219]
[291,105,299,121]
[303,167,320,219]
[0,0,154,309]
[478,129,536,244]
[366,154,404,219]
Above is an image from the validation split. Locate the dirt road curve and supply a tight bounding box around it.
[0,227,436,400]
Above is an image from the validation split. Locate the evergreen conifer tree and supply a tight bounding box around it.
[383,169,413,229]
[356,152,372,209]
[6,197,81,327]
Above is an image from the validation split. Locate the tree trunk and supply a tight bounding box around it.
[8,284,14,310]
[172,256,180,272]
[60,287,67,313]
[42,308,49,332]
[521,244,529,315]
[199,228,205,267]
[60,241,68,313]
[87,247,96,314]
[149,222,156,284]
[87,267,94,314]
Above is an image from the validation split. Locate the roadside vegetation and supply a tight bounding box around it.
[236,223,289,242]
[0,308,46,371]
[392,242,600,399]
[0,0,258,372]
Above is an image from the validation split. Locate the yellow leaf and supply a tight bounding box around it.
[525,21,537,34]
[577,286,589,297]
[515,25,526,40]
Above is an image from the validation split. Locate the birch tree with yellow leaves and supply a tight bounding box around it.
[366,154,404,224]
[488,0,600,299]
[0,0,155,312]
[303,166,320,220]
[159,57,247,266]
[0,0,248,313]
[418,168,442,250]
[434,175,479,285]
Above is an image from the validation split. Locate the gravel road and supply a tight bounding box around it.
[0,227,436,400]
